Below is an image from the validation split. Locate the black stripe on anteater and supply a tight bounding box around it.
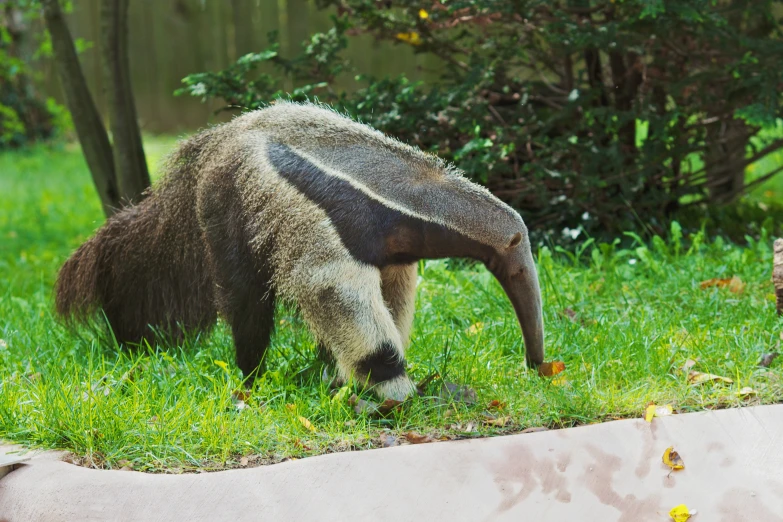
[357,341,406,383]
[267,142,493,267]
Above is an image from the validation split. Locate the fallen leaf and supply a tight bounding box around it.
[232,389,251,402]
[285,403,296,412]
[561,308,578,321]
[644,403,672,422]
[214,360,228,371]
[440,382,477,405]
[738,386,758,397]
[377,398,404,415]
[669,504,692,521]
[662,446,685,470]
[552,375,567,386]
[297,416,316,432]
[699,276,745,294]
[682,359,697,372]
[482,415,509,427]
[239,456,248,467]
[348,394,379,415]
[538,361,566,377]
[687,371,733,385]
[759,352,779,368]
[466,322,484,335]
[487,399,506,411]
[520,426,549,434]
[403,432,436,444]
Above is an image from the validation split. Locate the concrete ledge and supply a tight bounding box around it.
[2,405,783,521]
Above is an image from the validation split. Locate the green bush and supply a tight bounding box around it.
[178,1,783,240]
[0,0,67,148]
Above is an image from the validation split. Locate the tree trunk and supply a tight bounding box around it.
[704,118,751,203]
[41,0,119,217]
[100,0,150,204]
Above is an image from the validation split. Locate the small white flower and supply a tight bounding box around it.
[568,89,580,102]
[191,82,207,96]
[629,259,637,265]
[582,212,590,221]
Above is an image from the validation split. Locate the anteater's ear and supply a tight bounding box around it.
[507,232,523,249]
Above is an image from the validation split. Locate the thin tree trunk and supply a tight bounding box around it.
[41,0,119,217]
[704,118,751,203]
[100,0,150,204]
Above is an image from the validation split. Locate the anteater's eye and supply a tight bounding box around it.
[508,232,523,249]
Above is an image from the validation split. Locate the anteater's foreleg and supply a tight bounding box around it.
[299,260,416,401]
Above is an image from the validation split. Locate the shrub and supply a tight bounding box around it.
[178,0,783,240]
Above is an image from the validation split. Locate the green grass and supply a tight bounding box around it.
[0,138,781,472]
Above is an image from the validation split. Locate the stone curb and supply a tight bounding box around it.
[2,405,783,521]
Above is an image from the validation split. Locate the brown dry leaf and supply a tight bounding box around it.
[538,361,566,377]
[662,446,685,470]
[687,371,733,385]
[561,308,578,322]
[403,432,437,444]
[759,352,780,368]
[377,398,404,415]
[297,416,316,432]
[482,415,509,427]
[239,456,249,467]
[487,399,506,411]
[232,389,251,402]
[520,426,549,434]
[699,275,745,294]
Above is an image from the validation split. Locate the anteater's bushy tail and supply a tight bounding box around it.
[55,134,217,344]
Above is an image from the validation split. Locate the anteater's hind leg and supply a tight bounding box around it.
[204,229,277,378]
[298,260,416,401]
[199,173,276,379]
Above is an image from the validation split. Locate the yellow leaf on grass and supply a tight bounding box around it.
[298,416,316,432]
[738,386,758,397]
[644,403,672,422]
[552,376,567,386]
[538,361,566,377]
[466,322,484,335]
[662,446,685,470]
[669,504,692,521]
[214,360,228,371]
[687,371,733,385]
[418,9,429,19]
[396,32,422,45]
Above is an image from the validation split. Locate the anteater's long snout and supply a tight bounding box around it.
[495,250,545,368]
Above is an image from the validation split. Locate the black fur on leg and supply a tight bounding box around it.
[357,341,406,384]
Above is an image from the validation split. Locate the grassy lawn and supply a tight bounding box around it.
[0,138,781,472]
